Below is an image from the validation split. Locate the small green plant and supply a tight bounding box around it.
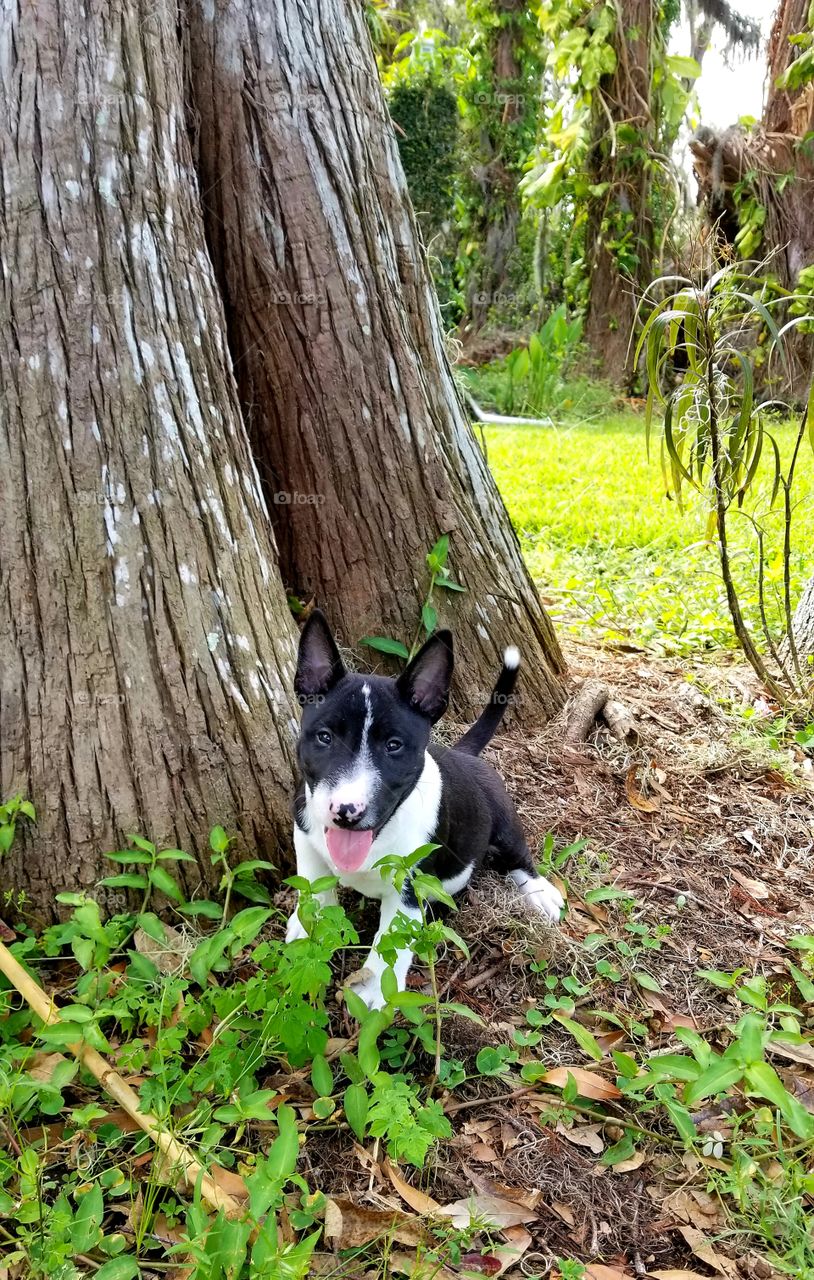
[0,795,36,857]
[637,264,814,706]
[500,305,584,417]
[361,533,465,662]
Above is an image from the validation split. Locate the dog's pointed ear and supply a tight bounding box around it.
[295,610,346,700]
[396,630,453,722]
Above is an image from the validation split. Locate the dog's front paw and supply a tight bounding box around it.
[345,969,387,1012]
[285,911,309,943]
[519,874,565,922]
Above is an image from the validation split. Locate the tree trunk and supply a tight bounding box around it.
[583,0,654,385]
[184,0,566,723]
[465,0,527,331]
[690,0,814,399]
[791,573,814,660]
[0,0,299,916]
[765,0,814,135]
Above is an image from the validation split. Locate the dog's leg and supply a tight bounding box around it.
[347,889,421,1011]
[285,827,338,942]
[492,820,565,922]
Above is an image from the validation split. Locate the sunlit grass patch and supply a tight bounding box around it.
[485,410,814,656]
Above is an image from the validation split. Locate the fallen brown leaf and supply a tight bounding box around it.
[770,1038,814,1068]
[496,1224,532,1274]
[382,1157,440,1215]
[650,1272,711,1279]
[551,1200,576,1227]
[437,1191,537,1230]
[27,1052,70,1083]
[323,1197,425,1249]
[584,1265,632,1279]
[134,922,191,974]
[611,1149,646,1174]
[663,1186,723,1231]
[541,1066,622,1101]
[208,1165,249,1202]
[556,1120,604,1154]
[678,1226,739,1277]
[625,765,660,812]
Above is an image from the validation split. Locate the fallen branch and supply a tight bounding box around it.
[0,939,244,1219]
[564,679,609,744]
[601,698,639,745]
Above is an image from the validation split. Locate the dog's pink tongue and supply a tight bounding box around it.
[325,826,375,871]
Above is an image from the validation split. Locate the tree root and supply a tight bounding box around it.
[564,679,640,746]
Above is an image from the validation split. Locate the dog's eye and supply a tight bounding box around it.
[385,738,402,754]
[316,729,332,746]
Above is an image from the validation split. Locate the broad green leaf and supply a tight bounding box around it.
[72,1183,104,1252]
[311,1055,334,1098]
[553,1015,603,1062]
[148,865,184,904]
[683,1057,743,1106]
[343,1083,369,1139]
[93,1259,140,1280]
[360,636,410,660]
[98,874,148,891]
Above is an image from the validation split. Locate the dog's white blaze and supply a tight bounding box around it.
[290,751,445,1008]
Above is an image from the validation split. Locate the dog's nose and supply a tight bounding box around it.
[329,798,367,825]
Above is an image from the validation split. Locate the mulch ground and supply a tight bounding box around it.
[298,635,814,1279]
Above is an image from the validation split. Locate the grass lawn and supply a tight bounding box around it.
[484,408,814,657]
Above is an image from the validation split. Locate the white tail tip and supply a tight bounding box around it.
[503,645,520,670]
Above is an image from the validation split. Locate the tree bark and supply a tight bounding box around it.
[0,0,300,915]
[465,0,527,331]
[184,0,566,723]
[765,0,814,135]
[583,0,654,386]
[790,573,814,660]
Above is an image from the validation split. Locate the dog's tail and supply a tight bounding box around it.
[454,646,520,757]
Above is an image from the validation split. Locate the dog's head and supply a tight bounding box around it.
[294,610,453,872]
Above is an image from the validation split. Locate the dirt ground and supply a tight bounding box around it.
[300,636,814,1279]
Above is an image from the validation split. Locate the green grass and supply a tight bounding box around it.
[484,408,814,657]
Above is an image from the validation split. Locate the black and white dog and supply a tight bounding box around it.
[286,610,564,1008]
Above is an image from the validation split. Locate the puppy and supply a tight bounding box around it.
[286,610,564,1008]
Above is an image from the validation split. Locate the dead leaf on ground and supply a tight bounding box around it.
[583,1265,632,1279]
[323,1197,425,1250]
[469,1141,500,1162]
[208,1165,249,1203]
[497,1224,532,1273]
[678,1226,739,1277]
[386,1253,457,1279]
[625,765,660,813]
[731,869,770,900]
[134,923,192,974]
[556,1120,604,1154]
[437,1191,537,1230]
[27,1052,70,1083]
[650,1272,713,1279]
[382,1157,441,1215]
[540,1066,622,1101]
[551,1200,576,1227]
[611,1149,647,1174]
[769,1038,814,1068]
[663,1186,723,1231]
